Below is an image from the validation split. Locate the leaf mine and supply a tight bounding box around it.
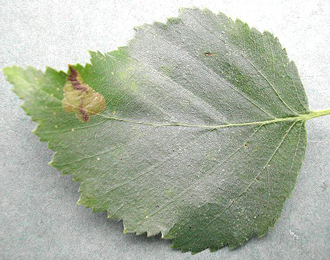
[62,65,106,122]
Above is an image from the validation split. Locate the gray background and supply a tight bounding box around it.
[0,0,329,259]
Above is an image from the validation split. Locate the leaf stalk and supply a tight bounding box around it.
[305,108,330,121]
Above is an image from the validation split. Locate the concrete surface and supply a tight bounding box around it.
[0,0,329,259]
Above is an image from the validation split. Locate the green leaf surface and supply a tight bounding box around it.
[4,8,330,254]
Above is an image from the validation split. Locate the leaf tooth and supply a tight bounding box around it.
[76,197,83,205]
[135,230,145,236]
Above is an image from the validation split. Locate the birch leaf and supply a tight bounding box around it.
[4,8,330,254]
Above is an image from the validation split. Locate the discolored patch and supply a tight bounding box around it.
[62,65,106,122]
[204,52,217,56]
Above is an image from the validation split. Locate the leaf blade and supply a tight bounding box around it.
[4,7,310,253]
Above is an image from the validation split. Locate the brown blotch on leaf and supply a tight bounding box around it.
[62,65,106,122]
[204,52,217,56]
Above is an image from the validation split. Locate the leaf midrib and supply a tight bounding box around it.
[102,112,314,129]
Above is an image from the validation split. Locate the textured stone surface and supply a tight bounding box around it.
[1,1,329,259]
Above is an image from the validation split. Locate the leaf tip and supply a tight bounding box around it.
[2,66,10,75]
[2,66,18,82]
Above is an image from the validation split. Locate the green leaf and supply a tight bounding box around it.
[3,8,330,254]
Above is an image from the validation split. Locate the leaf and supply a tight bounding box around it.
[3,8,330,254]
